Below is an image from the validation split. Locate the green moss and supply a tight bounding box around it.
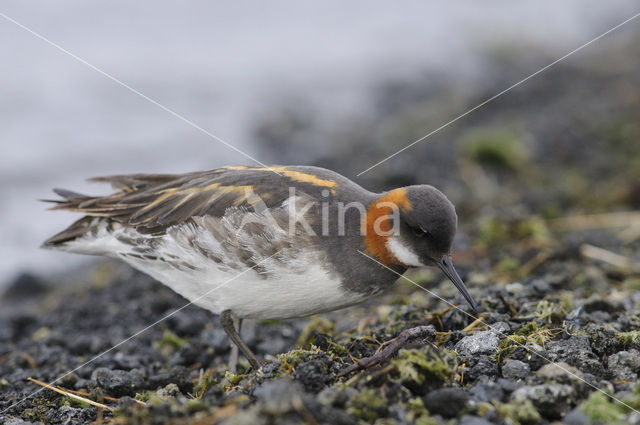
[516,217,550,243]
[534,300,563,324]
[58,395,91,409]
[478,218,511,246]
[496,256,521,273]
[461,129,528,169]
[277,349,310,374]
[623,278,640,292]
[347,389,388,422]
[392,348,456,385]
[183,399,210,414]
[475,401,494,417]
[558,291,574,315]
[321,337,349,357]
[405,398,438,425]
[497,399,542,425]
[579,391,625,422]
[193,370,218,399]
[135,390,153,402]
[224,371,247,387]
[517,322,538,336]
[495,326,556,364]
[478,216,550,247]
[154,330,187,350]
[296,317,334,348]
[572,273,588,287]
[618,331,640,348]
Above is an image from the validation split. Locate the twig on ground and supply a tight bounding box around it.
[338,325,436,377]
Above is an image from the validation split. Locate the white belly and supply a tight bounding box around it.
[60,215,370,319]
[122,253,369,319]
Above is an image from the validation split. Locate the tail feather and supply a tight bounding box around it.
[53,188,88,199]
[43,188,106,248]
[42,216,97,247]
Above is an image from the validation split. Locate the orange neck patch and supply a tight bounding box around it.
[363,188,412,265]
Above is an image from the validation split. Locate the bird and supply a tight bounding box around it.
[43,165,478,370]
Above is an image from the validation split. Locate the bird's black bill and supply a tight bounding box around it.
[437,256,479,312]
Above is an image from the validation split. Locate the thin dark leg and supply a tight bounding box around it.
[228,318,243,373]
[220,310,261,370]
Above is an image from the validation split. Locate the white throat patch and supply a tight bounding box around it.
[386,237,423,267]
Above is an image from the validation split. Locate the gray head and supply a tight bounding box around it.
[375,185,478,311]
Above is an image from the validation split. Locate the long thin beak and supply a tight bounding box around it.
[437,256,479,312]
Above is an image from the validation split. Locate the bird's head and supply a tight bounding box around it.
[365,185,478,311]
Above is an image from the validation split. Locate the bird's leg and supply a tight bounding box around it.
[220,310,261,370]
[227,318,243,373]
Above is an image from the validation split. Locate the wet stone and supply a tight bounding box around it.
[91,367,145,397]
[501,359,530,380]
[45,406,96,424]
[253,377,301,413]
[530,279,551,296]
[582,295,624,314]
[489,321,511,334]
[468,379,504,402]
[423,387,468,418]
[536,362,585,389]
[459,415,494,425]
[156,383,181,399]
[2,419,41,425]
[587,325,620,357]
[608,349,640,382]
[511,383,575,419]
[497,378,523,394]
[293,358,329,393]
[455,331,499,357]
[464,355,499,383]
[563,408,589,425]
[317,387,354,409]
[114,396,138,409]
[546,334,604,377]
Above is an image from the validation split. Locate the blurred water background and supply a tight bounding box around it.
[1,1,638,286]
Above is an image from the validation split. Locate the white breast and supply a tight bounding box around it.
[59,211,370,320]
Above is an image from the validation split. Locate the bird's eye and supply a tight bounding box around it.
[412,226,428,237]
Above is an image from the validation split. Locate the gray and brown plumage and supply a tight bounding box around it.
[44,165,477,369]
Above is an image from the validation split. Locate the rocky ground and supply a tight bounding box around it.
[2,32,640,425]
[1,218,640,424]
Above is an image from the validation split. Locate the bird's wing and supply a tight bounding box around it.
[46,166,336,237]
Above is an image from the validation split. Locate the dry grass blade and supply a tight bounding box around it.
[62,387,146,406]
[27,378,114,411]
[462,317,485,333]
[580,244,640,272]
